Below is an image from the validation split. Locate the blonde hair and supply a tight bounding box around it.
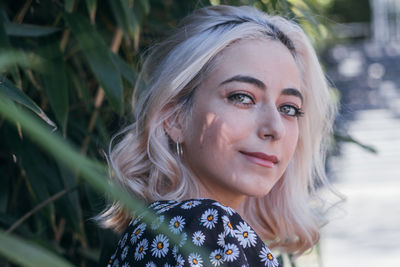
[99,5,338,256]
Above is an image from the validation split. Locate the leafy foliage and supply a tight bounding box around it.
[0,0,328,266]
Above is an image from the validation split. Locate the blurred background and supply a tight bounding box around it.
[0,0,399,266]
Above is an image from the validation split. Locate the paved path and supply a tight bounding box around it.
[294,41,400,267]
[321,108,400,266]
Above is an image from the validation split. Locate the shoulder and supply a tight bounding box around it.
[108,198,280,267]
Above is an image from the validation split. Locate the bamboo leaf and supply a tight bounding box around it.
[85,0,97,17]
[63,12,123,111]
[109,0,132,37]
[110,53,137,86]
[0,77,56,128]
[139,0,150,14]
[0,230,74,267]
[334,133,378,154]
[0,166,9,213]
[0,212,32,237]
[58,164,82,232]
[0,89,209,260]
[0,50,46,73]
[40,42,69,131]
[65,0,75,13]
[4,23,60,37]
[67,67,91,106]
[108,0,141,39]
[0,13,21,84]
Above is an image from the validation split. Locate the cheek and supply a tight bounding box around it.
[189,107,252,149]
[283,120,299,158]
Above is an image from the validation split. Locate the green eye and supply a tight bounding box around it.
[279,105,304,117]
[228,93,254,105]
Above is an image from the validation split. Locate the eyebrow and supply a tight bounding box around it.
[220,75,303,104]
[282,88,303,103]
[220,75,266,90]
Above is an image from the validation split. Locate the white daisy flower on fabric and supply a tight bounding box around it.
[234,221,257,248]
[212,202,236,216]
[172,245,179,257]
[209,248,225,266]
[120,233,128,248]
[153,203,169,210]
[188,252,203,267]
[181,200,201,209]
[148,201,160,208]
[169,216,186,234]
[130,222,146,244]
[151,234,169,258]
[221,215,235,237]
[175,254,185,267]
[217,232,226,247]
[145,262,156,267]
[121,246,129,260]
[223,243,240,262]
[131,213,145,226]
[122,263,130,267]
[201,208,218,229]
[259,246,279,267]
[192,230,205,246]
[134,238,148,261]
[178,232,187,247]
[156,205,173,214]
[150,215,164,230]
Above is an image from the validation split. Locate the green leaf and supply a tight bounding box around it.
[139,0,150,14]
[58,163,82,232]
[108,0,139,39]
[67,67,91,107]
[0,90,209,260]
[0,166,9,213]
[63,12,123,111]
[0,77,56,128]
[85,0,97,16]
[4,23,59,37]
[0,50,46,73]
[0,14,21,84]
[110,53,137,86]
[65,0,75,13]
[0,231,74,267]
[334,133,378,154]
[40,42,69,131]
[0,212,33,237]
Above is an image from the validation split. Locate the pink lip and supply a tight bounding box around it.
[240,151,279,168]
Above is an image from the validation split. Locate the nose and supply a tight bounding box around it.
[257,105,285,140]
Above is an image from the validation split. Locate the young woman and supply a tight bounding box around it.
[101,5,337,267]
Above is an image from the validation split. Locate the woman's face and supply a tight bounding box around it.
[182,39,302,208]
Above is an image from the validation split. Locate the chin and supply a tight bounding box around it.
[243,187,272,198]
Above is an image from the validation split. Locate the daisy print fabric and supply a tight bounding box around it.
[107,199,281,267]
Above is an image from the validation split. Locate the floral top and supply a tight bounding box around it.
[108,198,280,267]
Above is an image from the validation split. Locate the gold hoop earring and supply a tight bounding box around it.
[176,142,183,157]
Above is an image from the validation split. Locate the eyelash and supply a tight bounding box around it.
[227,92,255,106]
[227,92,304,117]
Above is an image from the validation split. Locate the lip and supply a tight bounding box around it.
[240,151,279,168]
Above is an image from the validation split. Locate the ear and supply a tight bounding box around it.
[163,111,185,143]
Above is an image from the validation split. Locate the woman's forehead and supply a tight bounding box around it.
[205,39,301,91]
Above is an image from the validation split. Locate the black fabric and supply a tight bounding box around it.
[108,198,280,267]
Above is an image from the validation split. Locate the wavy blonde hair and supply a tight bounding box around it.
[98,5,338,256]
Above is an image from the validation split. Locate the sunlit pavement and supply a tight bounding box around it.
[322,108,400,266]
[296,41,400,267]
[295,108,400,267]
